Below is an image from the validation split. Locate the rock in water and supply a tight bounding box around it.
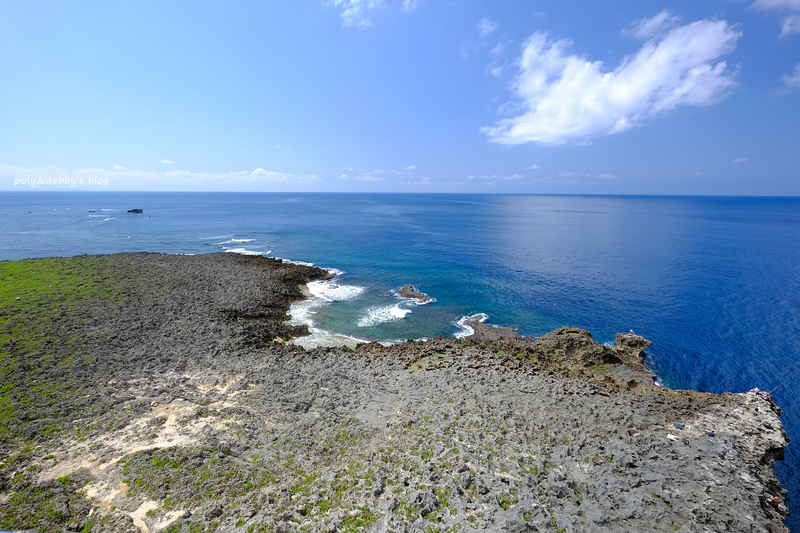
[398,285,432,302]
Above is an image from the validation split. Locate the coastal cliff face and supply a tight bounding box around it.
[0,253,789,532]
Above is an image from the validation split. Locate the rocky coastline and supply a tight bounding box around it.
[0,253,790,532]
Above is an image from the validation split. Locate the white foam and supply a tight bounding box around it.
[214,238,256,245]
[308,281,365,303]
[290,327,366,350]
[357,304,412,328]
[287,269,369,350]
[393,291,437,306]
[287,272,365,329]
[454,313,489,339]
[223,248,265,256]
[276,258,316,267]
[103,217,116,221]
[101,208,119,212]
[287,298,320,326]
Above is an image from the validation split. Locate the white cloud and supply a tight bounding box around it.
[160,159,175,164]
[487,66,504,78]
[527,164,540,170]
[402,0,417,13]
[733,157,749,163]
[328,0,384,29]
[752,0,800,36]
[467,173,523,180]
[336,171,384,181]
[489,40,512,57]
[250,168,315,182]
[404,165,416,170]
[401,177,433,186]
[112,165,126,170]
[483,15,741,146]
[477,18,499,39]
[624,10,680,39]
[559,171,590,178]
[598,173,617,180]
[780,62,800,91]
[753,0,800,9]
[781,13,800,35]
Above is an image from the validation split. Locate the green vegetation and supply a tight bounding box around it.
[0,256,156,443]
[0,471,93,530]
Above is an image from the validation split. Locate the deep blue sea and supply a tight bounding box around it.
[3,191,800,528]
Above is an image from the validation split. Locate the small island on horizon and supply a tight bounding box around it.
[0,252,790,532]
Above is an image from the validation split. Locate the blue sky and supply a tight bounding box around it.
[1,0,798,194]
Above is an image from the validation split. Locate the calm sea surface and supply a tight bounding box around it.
[2,191,800,527]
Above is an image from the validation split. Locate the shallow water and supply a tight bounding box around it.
[2,191,799,528]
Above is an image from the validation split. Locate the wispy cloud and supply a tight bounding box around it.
[733,157,749,163]
[477,18,499,39]
[160,159,175,164]
[327,0,384,28]
[112,165,126,170]
[482,14,741,146]
[624,10,680,39]
[336,172,383,181]
[461,17,505,59]
[779,62,800,92]
[467,173,523,181]
[400,177,433,186]
[752,0,800,37]
[401,0,417,13]
[327,0,417,28]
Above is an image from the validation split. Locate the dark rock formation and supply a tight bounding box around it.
[397,285,432,302]
[127,208,143,213]
[463,316,521,341]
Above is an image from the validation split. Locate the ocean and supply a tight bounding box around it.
[2,191,800,528]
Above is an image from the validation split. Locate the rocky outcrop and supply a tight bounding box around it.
[0,254,789,533]
[397,285,432,302]
[462,315,521,341]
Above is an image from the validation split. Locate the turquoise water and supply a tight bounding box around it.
[2,191,800,526]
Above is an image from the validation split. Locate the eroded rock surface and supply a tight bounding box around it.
[0,253,789,532]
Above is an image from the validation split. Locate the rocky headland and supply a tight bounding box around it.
[0,253,790,532]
